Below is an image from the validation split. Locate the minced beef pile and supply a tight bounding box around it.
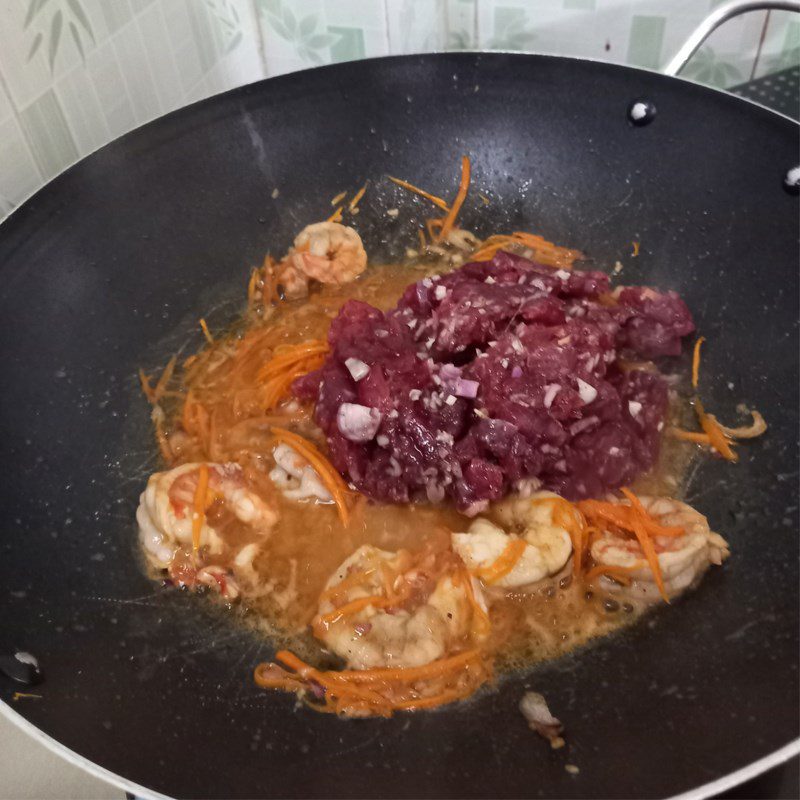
[294,252,694,513]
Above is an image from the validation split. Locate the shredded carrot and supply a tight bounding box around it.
[584,563,637,585]
[387,176,451,212]
[692,336,705,389]
[458,568,492,639]
[632,241,640,257]
[328,206,343,223]
[247,268,259,310]
[471,232,581,269]
[349,182,367,213]
[576,488,691,603]
[199,318,214,345]
[334,648,483,683]
[669,428,712,445]
[417,228,426,250]
[437,155,470,241]
[476,538,527,584]
[532,495,588,575]
[191,464,210,553]
[478,193,490,206]
[138,369,156,404]
[154,415,173,463]
[695,399,738,462]
[717,409,767,439]
[270,428,352,526]
[153,356,177,403]
[319,595,387,625]
[331,191,347,206]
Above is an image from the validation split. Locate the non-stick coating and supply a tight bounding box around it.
[0,54,797,799]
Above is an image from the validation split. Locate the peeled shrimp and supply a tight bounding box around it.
[276,222,367,299]
[314,545,487,670]
[268,442,332,503]
[452,491,573,590]
[136,462,277,595]
[590,495,730,602]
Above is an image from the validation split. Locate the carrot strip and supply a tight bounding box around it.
[692,336,705,389]
[318,595,387,625]
[328,206,343,223]
[695,399,738,462]
[620,488,668,602]
[322,648,483,683]
[138,369,156,404]
[669,428,712,445]
[331,191,347,206]
[632,241,640,257]
[153,355,177,402]
[438,155,470,241]
[584,563,637,585]
[349,182,367,213]
[270,428,352,526]
[199,318,214,345]
[191,464,210,553]
[717,409,767,439]
[475,538,527,584]
[387,176,451,211]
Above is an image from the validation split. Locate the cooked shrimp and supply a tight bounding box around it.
[313,544,488,670]
[589,495,729,602]
[452,491,573,590]
[136,462,278,595]
[290,222,367,285]
[269,442,333,503]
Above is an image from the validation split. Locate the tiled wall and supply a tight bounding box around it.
[0,0,797,219]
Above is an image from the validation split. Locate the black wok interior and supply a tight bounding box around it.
[0,54,797,799]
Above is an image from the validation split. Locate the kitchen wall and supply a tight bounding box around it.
[0,0,797,219]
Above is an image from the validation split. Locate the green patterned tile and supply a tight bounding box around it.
[627,15,665,70]
[328,26,365,62]
[16,89,78,180]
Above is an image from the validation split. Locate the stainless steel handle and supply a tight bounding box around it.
[663,0,800,76]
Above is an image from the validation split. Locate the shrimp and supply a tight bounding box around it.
[268,442,333,503]
[273,222,366,300]
[313,544,488,670]
[452,491,573,590]
[589,495,730,602]
[136,462,278,597]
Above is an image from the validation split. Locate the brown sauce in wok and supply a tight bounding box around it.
[151,255,694,674]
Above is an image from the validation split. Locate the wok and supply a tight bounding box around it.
[0,50,797,799]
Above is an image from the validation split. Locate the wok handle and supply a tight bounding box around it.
[663,0,800,76]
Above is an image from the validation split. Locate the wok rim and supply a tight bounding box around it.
[0,51,795,234]
[0,51,796,799]
[2,697,797,800]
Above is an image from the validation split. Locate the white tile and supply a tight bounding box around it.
[54,65,111,155]
[85,38,137,139]
[0,67,14,123]
[136,2,186,113]
[0,116,42,205]
[161,0,206,92]
[112,23,162,122]
[0,1,81,109]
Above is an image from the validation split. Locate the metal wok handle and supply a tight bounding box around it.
[663,0,800,76]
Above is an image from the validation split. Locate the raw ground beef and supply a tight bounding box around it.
[293,252,694,512]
